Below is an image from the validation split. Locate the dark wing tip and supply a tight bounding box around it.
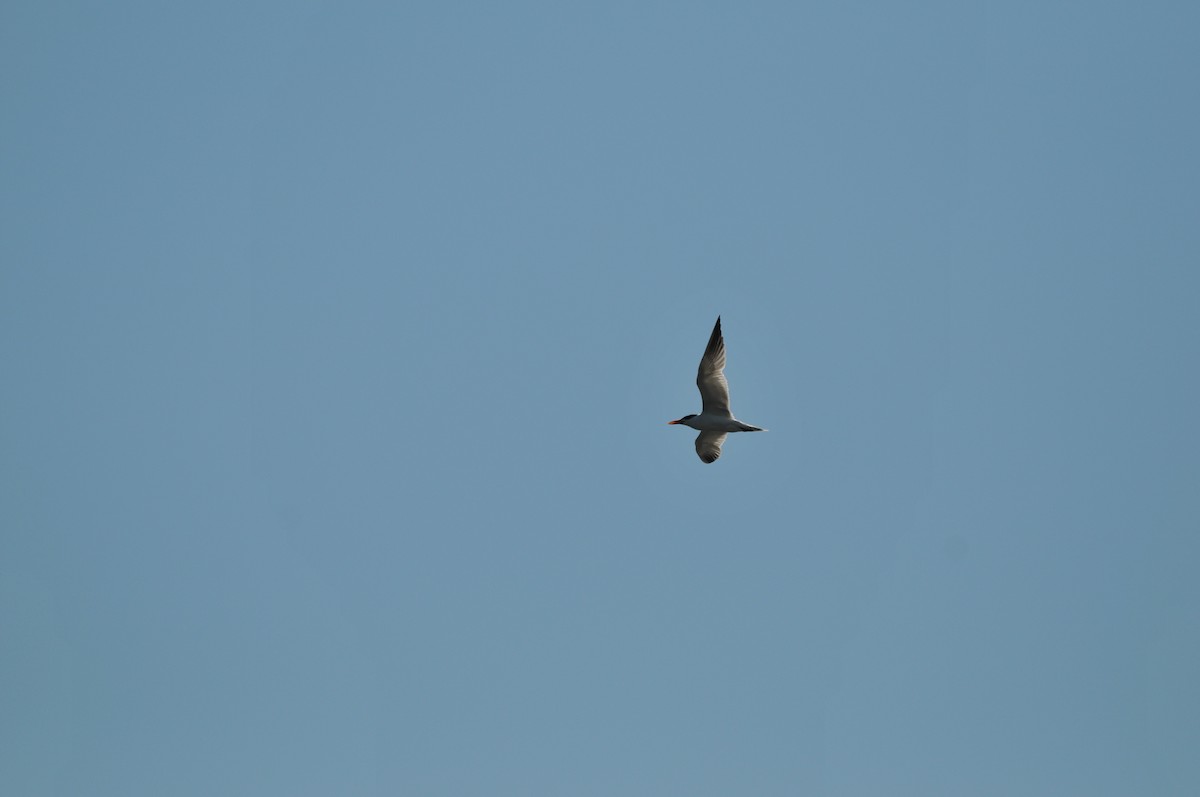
[703,317,724,356]
[699,452,719,464]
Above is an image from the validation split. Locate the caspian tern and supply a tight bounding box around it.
[668,316,766,463]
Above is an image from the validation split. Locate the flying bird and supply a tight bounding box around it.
[668,316,766,463]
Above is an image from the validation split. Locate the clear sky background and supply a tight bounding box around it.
[3,2,1198,795]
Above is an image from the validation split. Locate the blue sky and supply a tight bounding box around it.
[3,2,1198,794]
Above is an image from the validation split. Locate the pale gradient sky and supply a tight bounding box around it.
[3,2,1199,795]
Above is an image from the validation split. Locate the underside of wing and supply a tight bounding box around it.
[697,316,731,416]
[694,431,728,464]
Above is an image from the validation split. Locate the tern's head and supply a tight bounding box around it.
[667,414,697,425]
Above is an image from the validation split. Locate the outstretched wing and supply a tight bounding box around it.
[696,316,731,417]
[694,431,727,464]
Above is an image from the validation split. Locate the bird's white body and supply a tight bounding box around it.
[672,413,763,433]
[668,316,766,463]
